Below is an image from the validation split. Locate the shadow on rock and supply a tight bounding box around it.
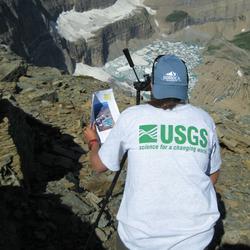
[219,244,250,250]
[0,99,86,193]
[207,192,226,250]
[207,193,250,250]
[0,0,70,72]
[0,99,103,250]
[0,186,104,250]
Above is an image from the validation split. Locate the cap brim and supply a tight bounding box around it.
[152,84,188,100]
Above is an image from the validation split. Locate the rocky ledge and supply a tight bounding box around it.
[191,46,250,247]
[0,47,249,249]
[0,46,132,250]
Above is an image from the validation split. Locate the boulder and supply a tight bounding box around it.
[0,46,27,82]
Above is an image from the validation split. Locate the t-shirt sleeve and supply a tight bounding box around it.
[98,111,127,171]
[207,126,222,175]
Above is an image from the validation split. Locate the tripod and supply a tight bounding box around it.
[83,48,150,250]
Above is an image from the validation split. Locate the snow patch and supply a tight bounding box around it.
[73,40,203,96]
[74,63,112,82]
[56,0,155,42]
[154,19,159,27]
[237,69,243,77]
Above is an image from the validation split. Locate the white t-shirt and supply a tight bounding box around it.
[99,104,221,250]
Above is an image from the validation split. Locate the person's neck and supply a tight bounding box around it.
[148,98,185,110]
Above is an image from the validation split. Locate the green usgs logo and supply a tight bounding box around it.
[139,124,208,148]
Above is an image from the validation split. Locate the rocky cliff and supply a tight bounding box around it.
[0,0,73,72]
[0,46,132,250]
[145,0,250,39]
[189,33,250,248]
[1,44,250,249]
[63,7,154,66]
[1,0,250,248]
[40,0,117,20]
[0,0,154,73]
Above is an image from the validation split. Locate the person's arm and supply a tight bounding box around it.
[83,125,108,173]
[210,170,220,185]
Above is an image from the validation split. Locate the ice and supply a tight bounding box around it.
[237,70,243,77]
[56,0,155,42]
[103,40,204,94]
[73,40,204,97]
[131,54,148,66]
[117,65,130,72]
[154,19,159,27]
[74,63,112,82]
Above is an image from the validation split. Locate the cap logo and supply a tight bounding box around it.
[162,71,181,82]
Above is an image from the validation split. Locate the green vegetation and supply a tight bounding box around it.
[206,44,222,54]
[231,31,250,51]
[75,75,95,80]
[165,10,189,23]
[242,66,250,75]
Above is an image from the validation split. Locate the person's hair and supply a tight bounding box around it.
[148,97,185,110]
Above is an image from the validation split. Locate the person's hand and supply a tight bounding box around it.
[83,124,107,172]
[83,124,99,150]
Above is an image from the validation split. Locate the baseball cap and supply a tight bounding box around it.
[152,54,188,100]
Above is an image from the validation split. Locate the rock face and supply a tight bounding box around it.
[40,0,117,20]
[0,45,27,82]
[145,0,250,38]
[64,7,154,66]
[190,40,250,247]
[1,46,250,249]
[191,38,250,116]
[0,0,154,73]
[0,0,72,72]
[0,47,133,250]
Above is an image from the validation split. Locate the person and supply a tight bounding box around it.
[83,54,221,250]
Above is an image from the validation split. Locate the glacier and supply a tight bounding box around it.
[74,40,204,97]
[104,40,204,95]
[57,0,155,42]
